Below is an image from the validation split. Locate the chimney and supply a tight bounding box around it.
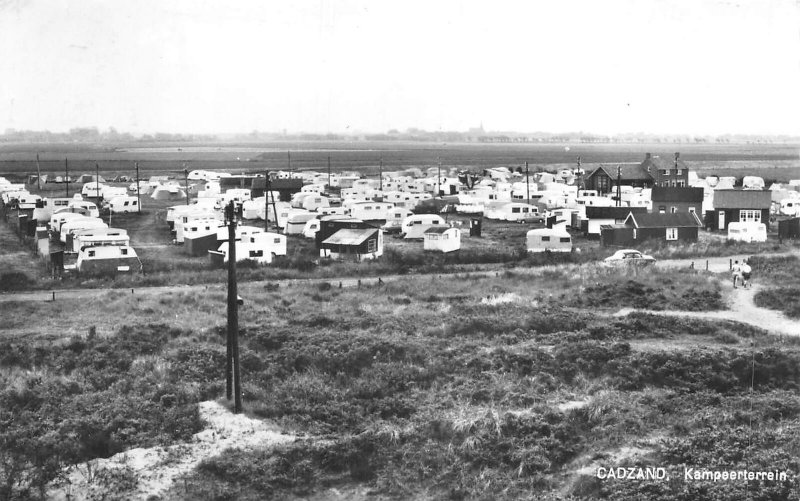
[645,153,651,160]
[674,152,680,168]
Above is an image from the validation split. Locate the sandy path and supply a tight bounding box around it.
[614,283,800,337]
[49,401,296,501]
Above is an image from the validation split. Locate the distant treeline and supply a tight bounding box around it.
[2,127,798,145]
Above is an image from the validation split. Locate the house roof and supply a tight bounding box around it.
[651,187,704,203]
[625,212,702,228]
[587,164,653,182]
[251,178,305,190]
[585,206,647,219]
[712,189,772,209]
[322,228,378,246]
[640,154,688,172]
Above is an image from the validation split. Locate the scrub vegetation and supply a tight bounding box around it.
[2,265,799,500]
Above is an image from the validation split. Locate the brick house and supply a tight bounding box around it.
[650,187,704,215]
[641,153,689,187]
[584,164,653,195]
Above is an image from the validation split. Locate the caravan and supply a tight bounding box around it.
[107,196,140,214]
[526,227,573,253]
[400,214,447,239]
[727,222,767,243]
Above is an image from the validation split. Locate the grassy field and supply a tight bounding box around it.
[0,141,798,181]
[2,264,799,500]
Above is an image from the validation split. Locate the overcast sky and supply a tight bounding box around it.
[1,0,798,136]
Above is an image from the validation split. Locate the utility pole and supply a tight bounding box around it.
[264,169,274,231]
[616,164,622,207]
[135,162,141,213]
[95,162,100,202]
[184,164,190,206]
[225,201,242,413]
[437,157,441,198]
[577,156,583,191]
[287,150,292,178]
[525,161,530,204]
[65,158,69,198]
[327,156,332,189]
[35,154,42,191]
[379,157,383,192]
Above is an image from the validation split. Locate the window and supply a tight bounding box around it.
[676,169,683,175]
[541,236,551,242]
[688,207,696,214]
[511,207,521,213]
[88,250,95,257]
[740,210,761,223]
[671,181,677,187]
[661,169,670,175]
[662,181,670,187]
[671,207,677,214]
[367,239,377,253]
[443,234,449,240]
[249,250,263,257]
[659,206,666,214]
[560,237,571,243]
[676,180,686,187]
[666,228,678,240]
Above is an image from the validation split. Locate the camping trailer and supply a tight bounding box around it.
[76,245,141,274]
[423,227,461,253]
[727,222,767,243]
[284,211,318,235]
[400,214,447,239]
[108,196,140,213]
[60,218,108,244]
[349,201,394,221]
[526,227,573,253]
[72,228,129,252]
[381,207,414,232]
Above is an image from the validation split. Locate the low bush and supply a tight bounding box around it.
[754,286,800,318]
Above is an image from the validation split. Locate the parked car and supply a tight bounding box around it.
[603,249,656,266]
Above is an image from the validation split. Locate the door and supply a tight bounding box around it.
[718,210,725,230]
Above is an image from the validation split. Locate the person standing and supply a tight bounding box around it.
[740,259,752,288]
[732,260,743,289]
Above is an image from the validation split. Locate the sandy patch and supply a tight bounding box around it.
[48,400,295,501]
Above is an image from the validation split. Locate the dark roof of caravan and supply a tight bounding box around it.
[424,226,452,235]
[625,212,702,228]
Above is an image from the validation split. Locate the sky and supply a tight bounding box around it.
[0,0,798,136]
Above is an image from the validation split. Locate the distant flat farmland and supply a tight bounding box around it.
[0,141,797,181]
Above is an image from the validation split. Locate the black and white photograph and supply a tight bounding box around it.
[1,0,799,499]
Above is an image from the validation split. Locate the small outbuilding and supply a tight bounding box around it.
[423,227,461,253]
[321,228,383,261]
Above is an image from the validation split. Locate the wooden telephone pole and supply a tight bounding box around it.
[616,164,622,207]
[35,154,42,191]
[225,201,242,413]
[65,158,70,198]
[135,162,142,213]
[184,164,190,206]
[525,161,530,203]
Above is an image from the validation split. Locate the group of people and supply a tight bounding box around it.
[732,259,752,289]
